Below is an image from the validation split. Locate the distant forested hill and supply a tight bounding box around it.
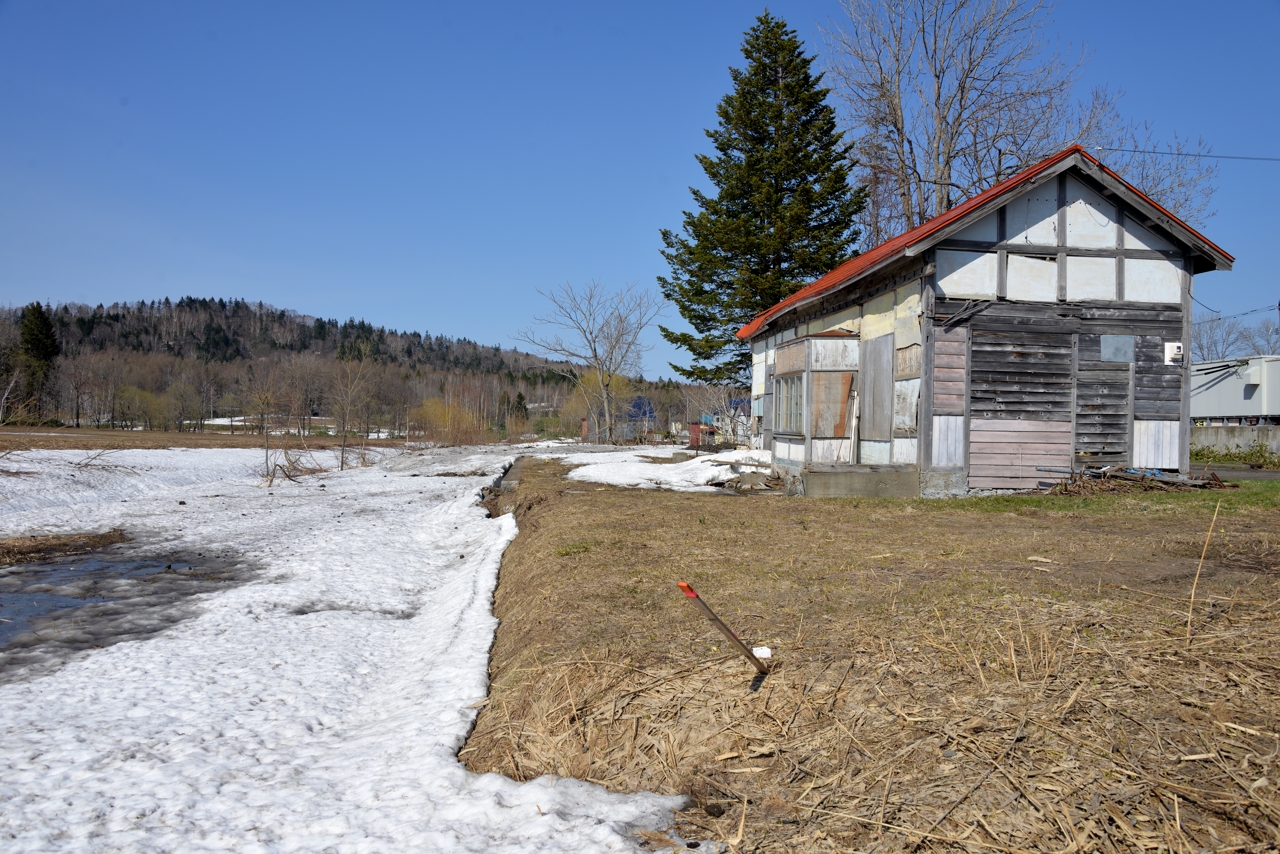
[46,296,558,377]
[0,297,689,442]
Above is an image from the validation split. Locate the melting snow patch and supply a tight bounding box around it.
[0,446,681,851]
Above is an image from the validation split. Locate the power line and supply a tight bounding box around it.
[1095,147,1280,163]
[1192,302,1279,324]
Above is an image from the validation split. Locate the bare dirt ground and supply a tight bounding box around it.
[467,458,1280,853]
[0,426,404,453]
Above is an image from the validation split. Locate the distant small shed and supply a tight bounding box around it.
[738,145,1233,497]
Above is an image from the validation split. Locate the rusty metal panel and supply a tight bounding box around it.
[810,371,854,438]
[861,335,895,441]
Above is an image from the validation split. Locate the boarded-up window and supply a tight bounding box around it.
[810,372,854,438]
[774,375,802,434]
[860,336,894,442]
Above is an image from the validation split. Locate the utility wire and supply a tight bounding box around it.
[1095,147,1280,163]
[1192,302,1279,324]
[1191,295,1219,314]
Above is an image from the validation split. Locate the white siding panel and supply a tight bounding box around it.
[1065,176,1117,248]
[892,438,918,464]
[1005,186,1058,245]
[931,415,965,468]
[1124,219,1174,252]
[1125,258,1182,303]
[859,441,891,465]
[809,338,859,371]
[774,437,805,466]
[936,250,997,299]
[1133,420,1180,470]
[893,378,921,434]
[1006,254,1058,302]
[812,438,854,464]
[953,211,998,242]
[1066,255,1115,301]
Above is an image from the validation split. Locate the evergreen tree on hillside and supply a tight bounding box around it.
[659,11,866,385]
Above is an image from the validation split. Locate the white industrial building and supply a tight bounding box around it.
[1191,356,1280,425]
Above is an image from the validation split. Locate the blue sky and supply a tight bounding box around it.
[1,1,1276,377]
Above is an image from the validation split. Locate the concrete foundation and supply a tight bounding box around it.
[1191,425,1280,455]
[801,466,919,498]
[920,469,968,498]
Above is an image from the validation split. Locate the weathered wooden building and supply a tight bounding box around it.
[739,146,1233,497]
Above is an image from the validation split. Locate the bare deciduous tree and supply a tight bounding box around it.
[1191,313,1249,362]
[824,0,1218,244]
[1247,319,1280,358]
[516,281,662,444]
[332,347,372,469]
[242,361,278,474]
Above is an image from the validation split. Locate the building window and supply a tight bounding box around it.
[775,374,802,433]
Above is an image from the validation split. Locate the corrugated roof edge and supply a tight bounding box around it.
[736,145,1232,341]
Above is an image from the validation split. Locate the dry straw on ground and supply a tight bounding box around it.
[467,458,1280,852]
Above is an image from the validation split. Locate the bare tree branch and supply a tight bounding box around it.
[515,281,662,443]
[823,0,1217,243]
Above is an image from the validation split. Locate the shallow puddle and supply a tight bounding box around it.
[0,552,252,682]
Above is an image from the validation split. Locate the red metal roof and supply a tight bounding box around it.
[736,145,1232,341]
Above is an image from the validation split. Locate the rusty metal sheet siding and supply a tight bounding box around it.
[861,335,895,441]
[810,371,854,438]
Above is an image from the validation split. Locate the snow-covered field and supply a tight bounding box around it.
[0,445,681,852]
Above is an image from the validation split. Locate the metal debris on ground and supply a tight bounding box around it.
[1039,466,1239,495]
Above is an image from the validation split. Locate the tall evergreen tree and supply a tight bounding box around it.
[18,301,61,416]
[659,11,865,385]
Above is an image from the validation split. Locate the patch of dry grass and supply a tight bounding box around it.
[466,458,1280,852]
[0,529,130,567]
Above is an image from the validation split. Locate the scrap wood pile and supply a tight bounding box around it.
[465,587,1280,853]
[1046,466,1239,496]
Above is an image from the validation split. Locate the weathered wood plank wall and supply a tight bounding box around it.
[932,298,1185,488]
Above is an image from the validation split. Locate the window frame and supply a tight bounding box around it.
[773,373,803,435]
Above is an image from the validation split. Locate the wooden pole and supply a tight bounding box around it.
[677,582,768,674]
[1187,499,1222,647]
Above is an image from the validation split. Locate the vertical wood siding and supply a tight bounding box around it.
[860,336,895,441]
[931,416,965,467]
[1133,420,1180,469]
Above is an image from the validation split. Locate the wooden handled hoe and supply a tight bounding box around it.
[677,581,769,674]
